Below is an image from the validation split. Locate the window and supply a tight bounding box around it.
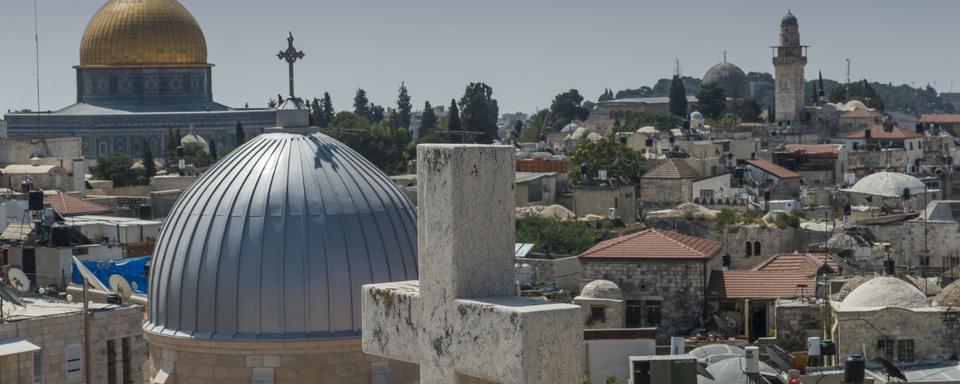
[644,301,662,326]
[590,305,606,323]
[527,179,543,203]
[107,340,117,384]
[700,189,715,200]
[753,242,761,257]
[877,339,895,361]
[897,339,915,362]
[122,337,133,384]
[626,301,643,328]
[33,350,43,384]
[66,344,82,379]
[745,241,752,257]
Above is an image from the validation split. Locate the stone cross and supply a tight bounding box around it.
[276,32,305,99]
[362,145,583,384]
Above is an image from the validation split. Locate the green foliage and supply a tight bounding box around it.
[447,99,462,132]
[92,154,146,187]
[165,128,178,162]
[513,119,524,138]
[369,104,386,123]
[735,97,763,122]
[828,79,885,111]
[183,142,212,168]
[716,208,765,227]
[421,101,438,137]
[209,139,219,162]
[141,145,156,178]
[771,210,805,229]
[518,110,553,142]
[353,88,370,118]
[328,112,412,175]
[549,89,591,129]
[319,92,335,128]
[617,112,684,132]
[459,82,500,143]
[516,216,600,256]
[330,111,371,130]
[668,75,688,117]
[615,77,701,99]
[598,88,615,102]
[567,139,646,185]
[604,376,620,384]
[234,121,246,145]
[697,82,727,119]
[396,82,412,129]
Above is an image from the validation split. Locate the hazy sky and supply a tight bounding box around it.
[0,1,958,115]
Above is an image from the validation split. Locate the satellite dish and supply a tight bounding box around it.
[72,256,109,292]
[7,268,29,292]
[696,362,715,380]
[0,285,24,307]
[765,345,794,372]
[109,275,132,300]
[873,356,907,382]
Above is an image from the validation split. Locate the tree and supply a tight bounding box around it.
[330,111,371,130]
[309,98,322,126]
[183,142,212,168]
[516,216,600,256]
[668,74,688,117]
[549,89,591,129]
[142,144,156,178]
[165,128,178,161]
[209,139,219,162]
[459,82,500,143]
[696,82,727,119]
[567,139,646,185]
[319,92,335,128]
[369,104,385,123]
[421,101,437,137]
[598,88,615,102]
[92,154,146,187]
[234,121,246,145]
[513,119,523,138]
[353,88,370,119]
[447,99,462,132]
[396,82,412,129]
[518,109,553,142]
[618,111,684,132]
[735,97,763,122]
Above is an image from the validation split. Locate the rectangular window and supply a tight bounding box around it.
[897,339,915,362]
[33,350,43,384]
[122,337,133,384]
[527,179,543,203]
[590,306,606,323]
[644,301,662,326]
[877,339,895,361]
[66,344,82,379]
[107,339,117,384]
[700,190,715,200]
[626,301,643,328]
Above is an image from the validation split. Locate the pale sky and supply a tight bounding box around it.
[0,1,958,115]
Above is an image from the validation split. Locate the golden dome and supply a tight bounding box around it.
[79,0,209,68]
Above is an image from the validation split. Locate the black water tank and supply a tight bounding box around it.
[883,259,896,276]
[19,180,32,193]
[50,224,71,247]
[903,187,911,200]
[722,253,732,267]
[844,354,865,384]
[138,204,152,220]
[28,190,43,211]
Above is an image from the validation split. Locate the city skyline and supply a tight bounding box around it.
[0,0,957,115]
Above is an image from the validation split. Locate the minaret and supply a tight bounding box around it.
[772,10,807,125]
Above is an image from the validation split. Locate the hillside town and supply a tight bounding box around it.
[0,1,959,383]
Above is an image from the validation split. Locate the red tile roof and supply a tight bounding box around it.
[643,159,702,179]
[45,192,112,217]
[844,125,922,140]
[708,253,840,300]
[580,228,721,260]
[920,114,960,124]
[745,159,801,179]
[782,144,842,156]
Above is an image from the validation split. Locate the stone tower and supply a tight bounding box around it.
[773,10,807,124]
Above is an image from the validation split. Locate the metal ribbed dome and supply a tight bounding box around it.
[146,132,418,340]
[781,11,798,26]
[702,62,749,98]
[79,0,208,68]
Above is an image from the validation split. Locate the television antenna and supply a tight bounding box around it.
[109,275,132,303]
[7,268,30,292]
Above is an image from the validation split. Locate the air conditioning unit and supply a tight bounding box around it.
[629,355,697,384]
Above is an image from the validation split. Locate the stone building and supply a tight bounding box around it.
[841,171,936,212]
[574,279,626,329]
[3,0,277,159]
[640,158,702,209]
[744,159,802,198]
[841,123,924,172]
[920,114,960,135]
[837,105,884,134]
[898,200,960,272]
[772,10,808,125]
[568,184,637,223]
[830,276,960,362]
[144,132,420,383]
[773,144,848,186]
[579,228,722,341]
[0,298,146,384]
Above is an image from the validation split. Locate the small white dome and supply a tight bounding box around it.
[845,172,926,198]
[845,100,869,111]
[690,111,704,121]
[181,133,210,153]
[580,280,623,300]
[841,277,929,310]
[561,122,581,133]
[636,126,658,134]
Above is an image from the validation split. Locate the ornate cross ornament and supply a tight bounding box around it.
[277,32,305,99]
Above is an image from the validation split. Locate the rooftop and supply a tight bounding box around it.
[745,159,801,179]
[920,114,960,124]
[708,253,839,300]
[2,296,120,322]
[643,159,702,179]
[580,228,721,260]
[782,144,843,158]
[844,125,922,140]
[45,192,112,217]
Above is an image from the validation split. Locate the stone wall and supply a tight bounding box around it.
[833,306,951,362]
[569,185,637,223]
[640,178,690,209]
[772,300,823,352]
[517,255,581,292]
[147,334,420,384]
[0,304,146,384]
[645,219,804,270]
[580,258,710,341]
[898,220,960,272]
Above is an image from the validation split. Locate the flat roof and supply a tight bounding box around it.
[0,338,40,356]
[1,297,119,321]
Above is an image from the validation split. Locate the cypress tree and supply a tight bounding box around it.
[235,121,246,144]
[421,101,437,137]
[209,139,218,162]
[668,75,688,117]
[320,92,335,128]
[448,99,462,132]
[142,144,156,178]
[396,82,412,129]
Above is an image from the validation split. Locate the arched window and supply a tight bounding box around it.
[754,241,761,257]
[745,241,752,257]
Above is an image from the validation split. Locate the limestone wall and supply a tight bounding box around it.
[772,300,822,352]
[517,255,581,292]
[146,334,420,384]
[0,304,146,384]
[580,258,708,341]
[833,307,950,362]
[640,178,690,209]
[570,185,637,223]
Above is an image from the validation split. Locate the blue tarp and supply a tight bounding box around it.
[70,256,150,294]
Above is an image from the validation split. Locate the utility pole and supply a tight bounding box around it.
[845,59,851,102]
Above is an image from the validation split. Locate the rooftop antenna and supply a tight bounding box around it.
[674,58,681,77]
[845,59,851,102]
[33,0,41,113]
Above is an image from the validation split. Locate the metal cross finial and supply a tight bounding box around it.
[723,50,727,63]
[277,31,306,99]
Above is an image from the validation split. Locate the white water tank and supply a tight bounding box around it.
[670,337,685,355]
[608,208,617,220]
[743,346,760,374]
[808,337,822,356]
[598,169,608,180]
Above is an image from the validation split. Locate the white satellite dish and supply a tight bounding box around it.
[72,256,109,292]
[109,275,132,301]
[7,268,30,292]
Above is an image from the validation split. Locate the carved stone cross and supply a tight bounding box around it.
[362,144,583,384]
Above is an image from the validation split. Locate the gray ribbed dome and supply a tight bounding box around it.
[703,61,749,98]
[781,11,798,26]
[146,132,418,340]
